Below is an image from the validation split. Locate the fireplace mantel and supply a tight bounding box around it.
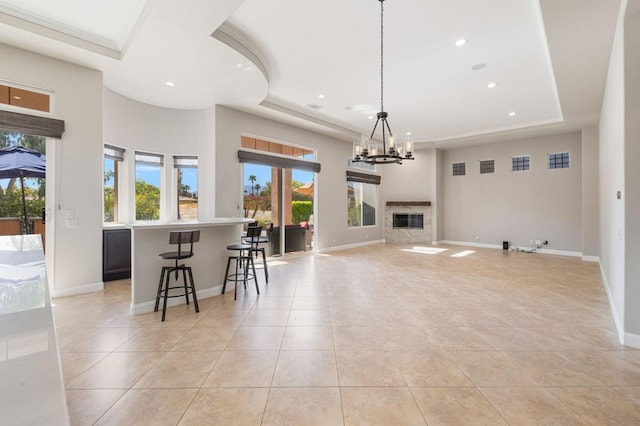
[386,201,431,207]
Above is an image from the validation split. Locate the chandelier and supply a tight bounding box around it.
[352,0,414,165]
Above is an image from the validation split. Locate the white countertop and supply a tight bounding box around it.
[127,217,253,230]
[0,235,69,425]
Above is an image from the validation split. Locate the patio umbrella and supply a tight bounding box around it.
[0,145,46,234]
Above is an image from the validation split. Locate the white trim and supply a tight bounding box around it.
[431,240,441,245]
[581,255,600,262]
[130,286,221,315]
[624,332,640,349]
[51,281,104,298]
[318,239,384,253]
[537,248,581,257]
[439,240,582,257]
[599,261,624,345]
[439,240,502,250]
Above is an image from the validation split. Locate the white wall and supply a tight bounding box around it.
[0,43,103,295]
[441,133,583,252]
[624,5,640,338]
[581,127,600,258]
[599,8,627,336]
[103,89,216,222]
[214,106,384,250]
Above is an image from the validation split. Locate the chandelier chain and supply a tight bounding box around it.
[380,0,384,112]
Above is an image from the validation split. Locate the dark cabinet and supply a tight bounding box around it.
[103,228,131,281]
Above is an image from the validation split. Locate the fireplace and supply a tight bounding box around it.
[393,213,424,229]
[385,201,432,243]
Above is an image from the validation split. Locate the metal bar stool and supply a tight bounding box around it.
[222,242,259,300]
[154,229,200,321]
[242,225,269,283]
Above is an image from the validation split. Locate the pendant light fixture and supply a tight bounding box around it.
[352,0,414,165]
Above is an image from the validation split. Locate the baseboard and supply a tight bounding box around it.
[130,285,222,315]
[624,332,640,349]
[598,261,625,345]
[581,255,600,262]
[318,239,385,253]
[439,240,582,258]
[439,240,503,250]
[51,281,104,298]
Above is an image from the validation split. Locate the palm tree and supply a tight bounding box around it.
[248,175,257,195]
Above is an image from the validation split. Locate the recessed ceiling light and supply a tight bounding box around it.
[12,96,22,100]
[245,66,252,71]
[454,38,468,47]
[509,111,516,116]
[368,115,374,119]
[406,132,412,136]
[487,82,497,89]
[471,63,487,71]
[165,81,175,87]
[318,94,326,99]
[236,63,244,68]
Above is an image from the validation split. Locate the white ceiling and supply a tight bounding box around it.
[0,0,622,148]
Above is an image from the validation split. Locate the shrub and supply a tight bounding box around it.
[292,200,313,224]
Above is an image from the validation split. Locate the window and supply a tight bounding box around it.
[479,159,495,174]
[0,82,51,113]
[452,162,466,176]
[348,182,377,227]
[346,172,379,228]
[174,156,198,220]
[135,151,163,221]
[548,152,570,169]
[347,157,377,172]
[104,144,125,223]
[512,155,530,172]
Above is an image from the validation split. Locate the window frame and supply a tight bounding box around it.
[511,155,531,172]
[347,180,378,228]
[134,150,164,222]
[103,144,125,224]
[547,151,570,170]
[479,159,495,174]
[452,162,466,176]
[174,155,198,221]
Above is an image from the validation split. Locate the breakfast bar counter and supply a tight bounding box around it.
[127,218,253,314]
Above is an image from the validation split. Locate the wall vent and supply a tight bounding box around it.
[305,103,323,110]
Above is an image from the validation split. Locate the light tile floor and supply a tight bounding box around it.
[55,244,640,425]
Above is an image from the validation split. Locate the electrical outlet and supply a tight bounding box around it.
[535,240,541,246]
[475,236,479,241]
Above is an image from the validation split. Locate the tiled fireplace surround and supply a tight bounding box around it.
[385,201,432,244]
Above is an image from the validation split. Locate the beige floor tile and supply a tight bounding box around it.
[480,387,587,425]
[95,388,196,426]
[203,350,278,387]
[548,387,640,425]
[330,309,376,327]
[333,326,386,350]
[336,351,406,386]
[447,351,539,386]
[427,327,495,350]
[501,351,605,386]
[134,351,221,388]
[341,387,426,426]
[170,326,236,351]
[474,326,541,350]
[262,387,343,426]
[226,326,285,350]
[61,327,142,353]
[60,352,108,384]
[396,351,473,386]
[252,297,293,310]
[179,388,269,426]
[66,389,126,426]
[66,352,164,389]
[195,308,250,327]
[114,327,190,352]
[291,296,329,310]
[272,350,338,387]
[280,326,334,350]
[410,387,506,426]
[242,309,290,326]
[382,327,433,350]
[556,350,640,385]
[615,386,640,404]
[286,309,332,326]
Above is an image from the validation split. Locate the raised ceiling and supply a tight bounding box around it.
[0,0,622,147]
